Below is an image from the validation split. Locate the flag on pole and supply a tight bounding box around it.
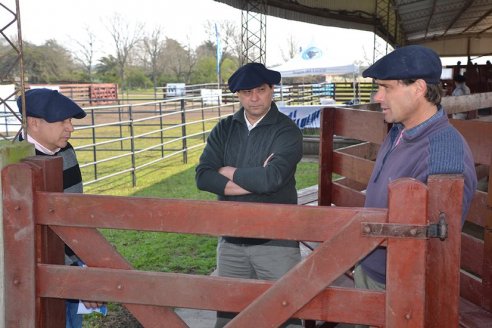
[215,23,222,78]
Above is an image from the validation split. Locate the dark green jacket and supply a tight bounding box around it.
[196,102,303,205]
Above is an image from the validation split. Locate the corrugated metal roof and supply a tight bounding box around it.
[215,0,492,57]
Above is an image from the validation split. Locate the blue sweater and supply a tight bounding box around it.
[361,106,477,284]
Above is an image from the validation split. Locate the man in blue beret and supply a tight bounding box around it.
[17,88,105,328]
[352,46,477,327]
[196,63,303,328]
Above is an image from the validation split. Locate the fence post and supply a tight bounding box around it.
[3,157,65,327]
[386,179,428,327]
[128,105,137,187]
[159,101,165,158]
[425,175,464,327]
[118,106,124,151]
[180,99,188,164]
[90,108,98,181]
[201,98,206,143]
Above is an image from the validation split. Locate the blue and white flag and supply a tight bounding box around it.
[215,23,222,76]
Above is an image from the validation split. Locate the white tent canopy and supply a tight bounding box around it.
[271,46,358,78]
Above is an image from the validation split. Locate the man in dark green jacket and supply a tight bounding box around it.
[196,63,303,328]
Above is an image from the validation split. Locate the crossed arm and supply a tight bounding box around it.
[219,153,274,195]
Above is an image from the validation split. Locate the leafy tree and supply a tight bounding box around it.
[126,66,152,89]
[95,55,119,83]
[23,40,77,83]
[191,56,216,84]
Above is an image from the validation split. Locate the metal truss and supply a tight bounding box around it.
[240,0,267,65]
[0,0,25,141]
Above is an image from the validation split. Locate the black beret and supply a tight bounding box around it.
[17,88,86,123]
[363,45,442,84]
[228,62,281,92]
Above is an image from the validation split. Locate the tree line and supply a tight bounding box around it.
[0,15,258,91]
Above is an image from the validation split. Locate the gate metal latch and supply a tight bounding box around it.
[361,213,448,241]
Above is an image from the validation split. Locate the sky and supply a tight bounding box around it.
[9,0,379,67]
[4,0,483,67]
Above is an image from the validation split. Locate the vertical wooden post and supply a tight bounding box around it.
[482,159,492,311]
[425,175,463,327]
[0,140,35,326]
[318,107,335,206]
[386,179,428,327]
[25,157,65,328]
[3,162,38,327]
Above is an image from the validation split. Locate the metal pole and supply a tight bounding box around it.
[180,99,187,164]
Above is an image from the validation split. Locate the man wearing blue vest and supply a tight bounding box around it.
[353,46,477,327]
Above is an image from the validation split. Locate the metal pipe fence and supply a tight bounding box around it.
[1,82,374,188]
[72,95,237,187]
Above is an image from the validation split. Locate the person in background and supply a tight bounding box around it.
[451,74,471,119]
[195,63,303,328]
[353,46,477,328]
[17,88,105,328]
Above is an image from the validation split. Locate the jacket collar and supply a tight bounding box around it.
[233,101,280,127]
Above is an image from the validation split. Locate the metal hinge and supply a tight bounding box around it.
[361,213,448,241]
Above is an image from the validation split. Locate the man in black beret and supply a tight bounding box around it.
[196,63,303,328]
[17,88,105,327]
[352,46,477,327]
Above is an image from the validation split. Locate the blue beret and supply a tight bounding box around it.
[362,45,442,84]
[228,63,281,92]
[17,88,86,123]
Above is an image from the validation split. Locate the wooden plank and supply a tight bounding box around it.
[451,120,492,165]
[460,270,483,307]
[297,185,318,205]
[334,177,367,191]
[483,161,492,311]
[335,141,379,160]
[459,297,492,328]
[227,211,386,327]
[467,190,490,227]
[333,151,374,185]
[2,163,38,328]
[35,193,385,243]
[461,233,484,277]
[332,182,366,207]
[333,107,388,145]
[386,179,428,327]
[37,265,386,325]
[425,175,464,327]
[442,92,492,115]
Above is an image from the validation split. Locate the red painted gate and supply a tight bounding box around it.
[2,156,463,327]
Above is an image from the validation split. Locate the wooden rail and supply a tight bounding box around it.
[2,156,464,327]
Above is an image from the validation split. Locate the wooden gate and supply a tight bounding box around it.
[2,156,463,327]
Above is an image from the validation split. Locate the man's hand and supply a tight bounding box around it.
[218,166,236,180]
[263,153,274,167]
[82,300,105,309]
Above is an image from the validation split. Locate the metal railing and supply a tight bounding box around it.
[1,82,375,188]
[71,94,238,187]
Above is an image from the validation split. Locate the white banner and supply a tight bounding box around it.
[278,105,323,129]
[0,84,20,133]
